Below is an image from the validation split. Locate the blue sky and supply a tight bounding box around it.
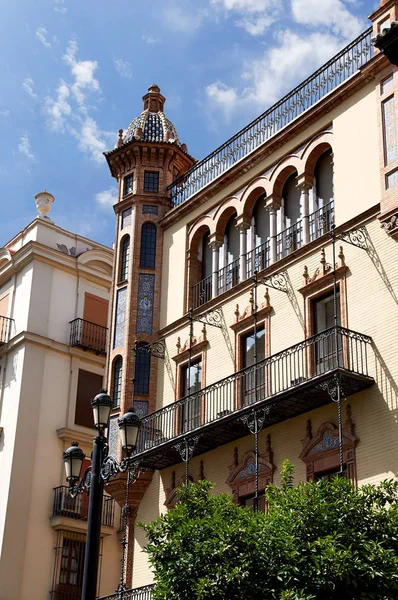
[0,0,379,248]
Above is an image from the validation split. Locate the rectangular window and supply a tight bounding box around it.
[313,291,342,373]
[59,537,86,588]
[124,175,133,196]
[241,326,265,407]
[241,493,266,512]
[386,168,398,189]
[135,344,151,394]
[181,358,202,432]
[381,74,394,96]
[144,171,159,192]
[75,369,103,428]
[121,207,132,229]
[314,465,347,482]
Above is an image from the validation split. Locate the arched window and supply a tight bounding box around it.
[278,173,301,259]
[112,356,122,408]
[134,342,151,394]
[314,150,333,209]
[119,236,130,281]
[140,223,157,268]
[282,173,301,228]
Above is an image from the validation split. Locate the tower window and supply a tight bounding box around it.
[124,175,134,196]
[112,356,122,408]
[140,223,157,268]
[121,207,132,229]
[144,171,159,192]
[135,343,151,394]
[119,236,130,281]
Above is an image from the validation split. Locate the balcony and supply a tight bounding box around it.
[69,318,108,355]
[52,486,115,528]
[191,201,334,309]
[132,327,374,470]
[50,592,84,600]
[168,29,372,207]
[0,316,13,345]
[99,585,155,600]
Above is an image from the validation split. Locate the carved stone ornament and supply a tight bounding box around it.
[231,288,271,333]
[380,210,398,240]
[225,436,275,503]
[302,247,345,287]
[299,405,358,485]
[34,190,55,222]
[174,323,207,358]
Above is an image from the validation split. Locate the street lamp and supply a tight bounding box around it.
[62,390,142,600]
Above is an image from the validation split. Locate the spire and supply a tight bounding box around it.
[142,84,165,113]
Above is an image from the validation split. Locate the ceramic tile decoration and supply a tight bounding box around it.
[136,274,155,334]
[383,97,397,165]
[121,207,132,228]
[123,111,181,146]
[142,205,158,215]
[113,286,127,348]
[108,415,119,458]
[133,401,149,419]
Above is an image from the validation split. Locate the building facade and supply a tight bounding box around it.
[98,2,398,596]
[0,194,121,600]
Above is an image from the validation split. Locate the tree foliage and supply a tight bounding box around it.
[140,461,398,599]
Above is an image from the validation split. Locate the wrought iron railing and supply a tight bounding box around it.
[309,200,335,242]
[246,240,270,278]
[218,258,240,294]
[69,318,108,354]
[0,316,13,344]
[99,585,155,600]
[276,220,303,261]
[168,29,372,206]
[52,486,115,527]
[192,274,212,309]
[135,327,372,454]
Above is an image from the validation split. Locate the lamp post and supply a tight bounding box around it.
[62,390,142,600]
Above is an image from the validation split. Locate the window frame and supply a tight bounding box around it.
[123,174,134,196]
[112,356,123,408]
[143,171,159,193]
[119,235,130,282]
[134,342,151,395]
[139,222,157,269]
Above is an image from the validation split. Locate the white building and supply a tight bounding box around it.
[0,193,121,600]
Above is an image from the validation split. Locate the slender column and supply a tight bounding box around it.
[236,218,250,282]
[267,202,278,264]
[298,183,311,245]
[209,239,222,299]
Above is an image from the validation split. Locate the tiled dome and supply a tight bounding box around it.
[122,84,181,147]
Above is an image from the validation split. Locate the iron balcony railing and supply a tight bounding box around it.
[0,316,13,344]
[49,592,83,600]
[218,258,240,294]
[135,327,372,455]
[69,318,108,355]
[52,486,115,527]
[168,29,372,207]
[310,201,335,242]
[246,240,270,279]
[276,220,303,261]
[192,273,212,308]
[99,585,155,600]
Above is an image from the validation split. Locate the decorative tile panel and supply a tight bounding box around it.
[142,205,158,215]
[113,286,127,348]
[133,401,149,419]
[382,97,397,165]
[108,415,119,458]
[136,274,155,334]
[386,169,398,189]
[382,74,394,95]
[121,207,132,229]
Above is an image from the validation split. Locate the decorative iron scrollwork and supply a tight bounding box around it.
[174,436,200,463]
[193,308,223,329]
[240,406,271,435]
[318,373,347,402]
[261,271,288,293]
[337,227,368,250]
[134,339,166,359]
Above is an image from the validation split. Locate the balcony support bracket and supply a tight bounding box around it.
[193,307,223,329]
[336,227,368,251]
[317,372,347,472]
[174,436,200,486]
[261,271,288,293]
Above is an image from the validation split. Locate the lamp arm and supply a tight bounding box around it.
[69,466,92,498]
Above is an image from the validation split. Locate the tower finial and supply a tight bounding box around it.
[143,84,165,112]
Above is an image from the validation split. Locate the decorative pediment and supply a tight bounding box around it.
[226,436,275,502]
[231,288,272,333]
[173,324,208,362]
[301,247,347,291]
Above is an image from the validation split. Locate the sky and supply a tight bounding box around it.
[0,0,380,248]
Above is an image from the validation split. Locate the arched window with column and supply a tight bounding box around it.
[189,226,213,309]
[311,149,334,240]
[278,172,302,259]
[249,193,270,275]
[112,356,123,408]
[220,213,240,293]
[119,235,130,282]
[140,223,157,268]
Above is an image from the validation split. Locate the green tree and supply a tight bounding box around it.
[140,462,398,599]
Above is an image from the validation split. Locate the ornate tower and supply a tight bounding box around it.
[104,83,195,473]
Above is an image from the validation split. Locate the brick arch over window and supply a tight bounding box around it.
[226,437,275,504]
[241,178,271,216]
[213,197,241,237]
[300,131,334,186]
[269,161,301,206]
[299,404,358,486]
[187,222,213,309]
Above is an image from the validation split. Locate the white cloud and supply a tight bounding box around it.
[54,0,67,14]
[114,59,132,79]
[36,26,51,48]
[291,0,363,39]
[63,40,100,108]
[0,109,10,117]
[44,80,71,132]
[142,35,160,44]
[95,188,118,209]
[18,134,35,160]
[71,116,107,163]
[163,1,208,32]
[206,30,345,118]
[210,0,279,35]
[22,77,38,99]
[211,0,275,11]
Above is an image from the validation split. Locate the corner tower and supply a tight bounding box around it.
[104,85,195,464]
